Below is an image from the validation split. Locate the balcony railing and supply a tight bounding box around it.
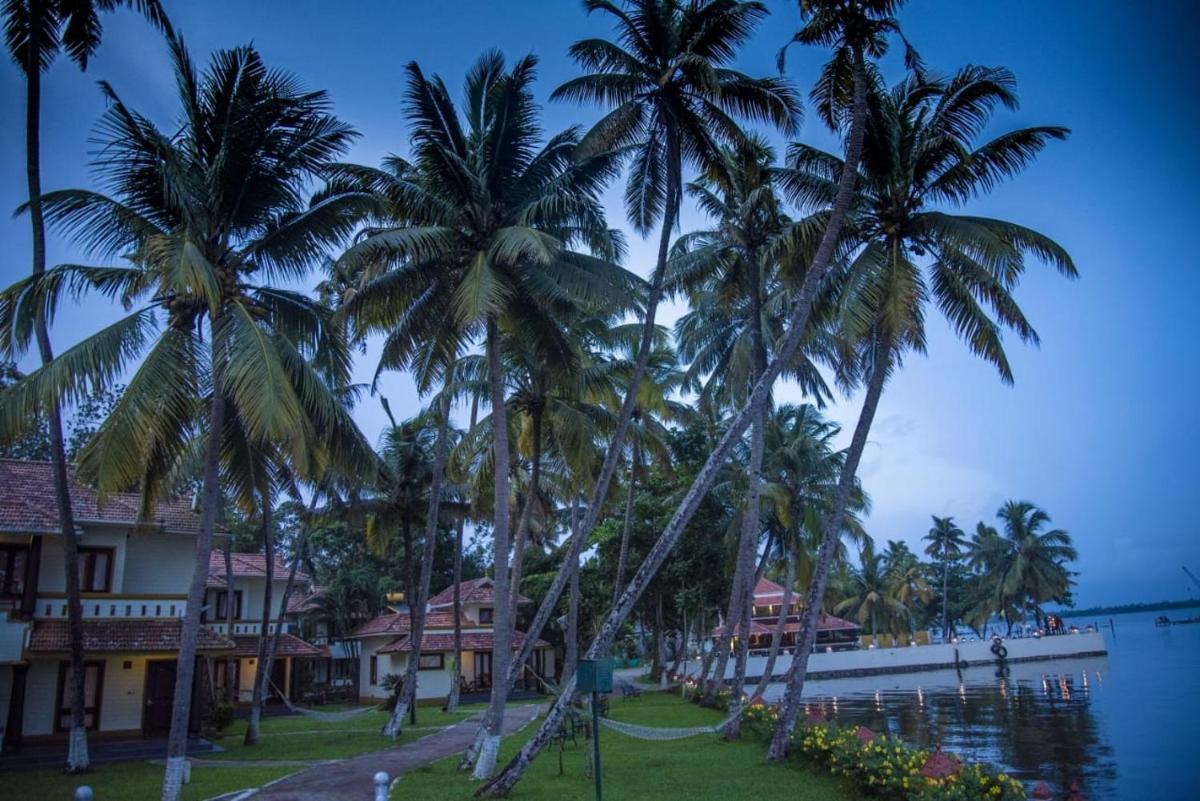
[206,621,296,636]
[35,594,187,620]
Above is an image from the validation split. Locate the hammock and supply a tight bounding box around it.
[597,709,741,741]
[269,679,383,723]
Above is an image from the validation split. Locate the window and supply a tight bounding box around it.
[56,661,104,731]
[369,655,378,685]
[478,607,494,624]
[417,653,444,670]
[77,547,114,593]
[0,544,30,598]
[202,590,243,622]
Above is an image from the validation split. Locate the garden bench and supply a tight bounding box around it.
[620,683,643,700]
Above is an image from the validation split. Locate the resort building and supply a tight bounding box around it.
[0,459,234,749]
[203,552,328,704]
[717,577,862,653]
[350,577,553,704]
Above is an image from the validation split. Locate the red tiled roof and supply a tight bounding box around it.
[231,634,327,658]
[28,619,233,653]
[378,629,548,654]
[207,552,309,587]
[0,458,215,535]
[286,588,324,615]
[753,577,790,600]
[427,577,531,608]
[709,619,775,638]
[348,610,469,639]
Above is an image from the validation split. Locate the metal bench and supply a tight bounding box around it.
[620,682,642,700]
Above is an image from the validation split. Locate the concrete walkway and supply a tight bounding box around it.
[246,704,542,801]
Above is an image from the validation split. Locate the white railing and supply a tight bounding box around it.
[206,621,296,636]
[35,595,187,620]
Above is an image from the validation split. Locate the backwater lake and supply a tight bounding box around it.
[761,607,1200,800]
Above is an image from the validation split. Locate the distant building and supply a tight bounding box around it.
[712,577,861,652]
[349,577,553,703]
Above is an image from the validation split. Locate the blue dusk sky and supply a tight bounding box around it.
[1,1,1197,608]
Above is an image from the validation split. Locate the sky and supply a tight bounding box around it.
[1,1,1197,608]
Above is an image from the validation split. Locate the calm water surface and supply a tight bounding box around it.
[761,608,1200,800]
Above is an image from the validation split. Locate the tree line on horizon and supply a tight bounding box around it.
[0,0,1079,797]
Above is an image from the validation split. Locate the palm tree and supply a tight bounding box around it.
[768,56,1077,760]
[835,543,904,638]
[3,0,170,773]
[333,50,632,779]
[481,4,881,791]
[881,539,929,636]
[0,34,373,800]
[925,515,967,639]
[970,501,1077,632]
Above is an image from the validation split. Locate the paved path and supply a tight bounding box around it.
[245,704,542,801]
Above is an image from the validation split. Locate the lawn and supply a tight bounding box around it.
[2,762,297,801]
[392,693,858,801]
[4,703,488,801]
[199,704,482,762]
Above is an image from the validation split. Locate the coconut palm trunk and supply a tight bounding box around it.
[461,136,681,775]
[472,318,515,780]
[446,512,465,714]
[385,374,453,737]
[719,258,769,739]
[752,542,795,701]
[22,29,91,773]
[162,386,227,801]
[477,50,868,799]
[767,337,890,761]
[244,499,274,746]
[612,440,639,606]
[941,557,951,640]
[223,542,236,703]
[508,398,543,622]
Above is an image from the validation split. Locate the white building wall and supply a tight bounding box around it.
[20,654,158,737]
[121,534,197,594]
[36,528,128,594]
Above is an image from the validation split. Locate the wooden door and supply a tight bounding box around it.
[143,661,177,736]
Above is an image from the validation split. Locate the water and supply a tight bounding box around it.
[761,607,1200,800]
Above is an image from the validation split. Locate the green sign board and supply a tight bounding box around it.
[575,658,613,693]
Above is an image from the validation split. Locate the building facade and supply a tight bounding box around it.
[0,459,233,749]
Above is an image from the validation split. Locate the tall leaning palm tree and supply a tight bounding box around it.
[769,63,1077,757]
[924,515,966,639]
[3,0,170,772]
[481,4,882,793]
[333,51,634,778]
[0,33,373,800]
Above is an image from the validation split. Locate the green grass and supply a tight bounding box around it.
[391,693,858,801]
[198,704,483,762]
[2,762,297,801]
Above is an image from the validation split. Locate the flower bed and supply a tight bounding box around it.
[718,694,1027,800]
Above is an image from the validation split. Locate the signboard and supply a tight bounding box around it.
[576,658,613,694]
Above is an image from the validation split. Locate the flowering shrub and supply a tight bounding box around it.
[787,720,1026,801]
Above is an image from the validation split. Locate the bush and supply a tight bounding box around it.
[211,701,235,733]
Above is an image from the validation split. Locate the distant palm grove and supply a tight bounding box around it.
[0,0,1078,798]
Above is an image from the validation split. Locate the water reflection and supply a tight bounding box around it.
[763,656,1117,799]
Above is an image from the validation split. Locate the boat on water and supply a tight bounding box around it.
[686,578,1108,684]
[1157,614,1200,626]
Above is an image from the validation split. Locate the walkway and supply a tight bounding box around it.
[246,704,542,801]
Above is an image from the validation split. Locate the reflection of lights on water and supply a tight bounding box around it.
[917,686,924,708]
[999,679,1008,700]
[958,683,966,703]
[874,690,883,711]
[1095,671,1103,688]
[1081,671,1089,695]
[832,696,839,715]
[1042,676,1051,696]
[1058,677,1071,700]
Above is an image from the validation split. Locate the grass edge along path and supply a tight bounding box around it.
[390,693,857,801]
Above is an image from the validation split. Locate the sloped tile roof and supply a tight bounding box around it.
[427,577,532,609]
[285,588,324,615]
[713,613,860,637]
[28,619,233,652]
[0,458,214,535]
[232,634,327,658]
[207,552,309,587]
[348,610,472,639]
[377,629,548,654]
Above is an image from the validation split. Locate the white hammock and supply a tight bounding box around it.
[270,679,383,723]
[598,710,740,741]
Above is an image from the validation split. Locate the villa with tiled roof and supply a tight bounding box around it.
[711,576,861,652]
[349,577,552,704]
[0,459,235,749]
